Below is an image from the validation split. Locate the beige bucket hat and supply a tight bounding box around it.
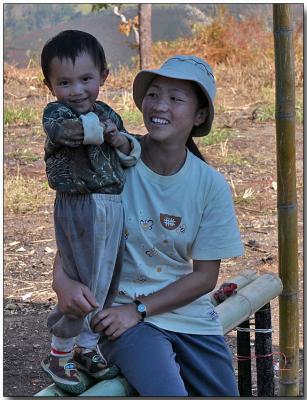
[133,55,216,136]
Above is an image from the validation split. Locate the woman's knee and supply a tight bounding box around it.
[99,323,188,396]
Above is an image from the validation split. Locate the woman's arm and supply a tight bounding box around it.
[52,252,99,319]
[91,259,220,339]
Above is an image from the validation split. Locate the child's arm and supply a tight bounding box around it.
[43,103,84,157]
[81,113,141,167]
[100,120,141,167]
[104,119,131,154]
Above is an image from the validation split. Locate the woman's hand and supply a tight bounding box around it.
[53,252,99,319]
[91,303,140,340]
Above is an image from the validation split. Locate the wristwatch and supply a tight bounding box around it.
[134,299,147,321]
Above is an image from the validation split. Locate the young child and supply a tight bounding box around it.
[40,30,140,394]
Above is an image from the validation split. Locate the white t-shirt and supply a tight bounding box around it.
[115,150,244,334]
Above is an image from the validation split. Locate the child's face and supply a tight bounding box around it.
[45,52,108,114]
[142,76,207,144]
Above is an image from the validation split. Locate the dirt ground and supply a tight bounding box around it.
[3,81,303,396]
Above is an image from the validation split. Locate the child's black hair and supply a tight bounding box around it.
[41,30,108,84]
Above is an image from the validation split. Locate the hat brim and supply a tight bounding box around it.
[133,69,214,137]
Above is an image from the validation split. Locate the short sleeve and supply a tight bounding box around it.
[191,177,244,260]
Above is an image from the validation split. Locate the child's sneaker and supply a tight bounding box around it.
[73,347,119,380]
[41,354,86,394]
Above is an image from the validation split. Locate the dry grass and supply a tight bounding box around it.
[152,10,303,101]
[3,13,303,215]
[4,165,54,214]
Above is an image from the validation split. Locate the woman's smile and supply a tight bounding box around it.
[150,116,170,126]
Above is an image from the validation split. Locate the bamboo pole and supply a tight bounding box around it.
[34,375,136,397]
[273,4,299,396]
[209,269,257,306]
[216,274,283,334]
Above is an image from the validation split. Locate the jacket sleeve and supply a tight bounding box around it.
[43,102,83,158]
[86,102,142,167]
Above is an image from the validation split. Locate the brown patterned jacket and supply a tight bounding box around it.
[43,101,128,194]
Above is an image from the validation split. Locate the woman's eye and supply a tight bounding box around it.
[171,96,184,102]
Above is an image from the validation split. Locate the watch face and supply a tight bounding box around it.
[137,304,146,313]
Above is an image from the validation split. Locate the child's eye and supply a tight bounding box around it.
[83,76,92,82]
[59,80,69,86]
[147,92,158,98]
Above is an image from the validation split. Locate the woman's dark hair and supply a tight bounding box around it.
[41,30,108,84]
[186,82,210,163]
[186,136,206,162]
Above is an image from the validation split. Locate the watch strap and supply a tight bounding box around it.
[134,299,147,321]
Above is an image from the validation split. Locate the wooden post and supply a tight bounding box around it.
[237,319,252,396]
[138,4,152,69]
[273,5,299,396]
[255,303,275,396]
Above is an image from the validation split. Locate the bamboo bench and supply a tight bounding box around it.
[35,271,283,396]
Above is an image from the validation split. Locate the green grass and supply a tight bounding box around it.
[7,148,40,162]
[4,105,41,125]
[255,101,303,123]
[296,100,304,124]
[254,104,275,122]
[121,109,144,126]
[224,153,250,166]
[201,127,237,146]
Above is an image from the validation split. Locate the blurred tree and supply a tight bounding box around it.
[92,4,152,69]
[139,4,152,68]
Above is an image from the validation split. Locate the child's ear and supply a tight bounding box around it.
[100,69,109,86]
[194,108,208,127]
[44,79,55,96]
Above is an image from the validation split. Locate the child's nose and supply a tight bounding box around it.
[70,82,84,96]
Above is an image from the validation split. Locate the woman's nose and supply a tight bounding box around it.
[153,98,169,112]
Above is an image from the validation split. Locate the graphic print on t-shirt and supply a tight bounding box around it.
[160,213,182,230]
[140,218,154,231]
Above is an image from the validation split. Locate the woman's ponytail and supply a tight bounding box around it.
[186,136,207,163]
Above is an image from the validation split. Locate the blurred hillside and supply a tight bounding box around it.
[4,3,303,70]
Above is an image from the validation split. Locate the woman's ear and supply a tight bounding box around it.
[100,69,109,86]
[194,108,208,127]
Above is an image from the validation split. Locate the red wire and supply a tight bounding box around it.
[235,351,291,371]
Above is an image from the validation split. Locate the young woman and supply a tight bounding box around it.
[52,55,244,396]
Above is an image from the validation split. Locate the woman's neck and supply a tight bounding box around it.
[141,135,187,176]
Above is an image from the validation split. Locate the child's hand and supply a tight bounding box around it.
[55,119,84,147]
[104,119,130,153]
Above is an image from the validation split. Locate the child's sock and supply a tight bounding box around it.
[50,347,73,358]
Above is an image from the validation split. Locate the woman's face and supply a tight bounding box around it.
[142,76,207,144]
